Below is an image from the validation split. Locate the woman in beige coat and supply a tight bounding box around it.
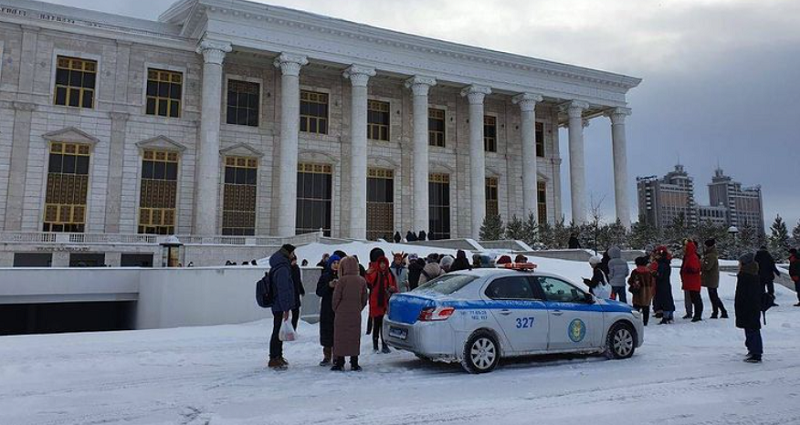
[331,256,369,371]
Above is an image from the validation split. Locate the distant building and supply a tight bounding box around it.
[636,164,698,229]
[637,165,765,235]
[708,168,765,236]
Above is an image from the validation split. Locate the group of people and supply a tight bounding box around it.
[585,239,798,363]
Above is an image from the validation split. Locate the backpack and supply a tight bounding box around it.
[761,292,776,324]
[256,267,279,308]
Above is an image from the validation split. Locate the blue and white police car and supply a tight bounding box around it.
[384,264,644,373]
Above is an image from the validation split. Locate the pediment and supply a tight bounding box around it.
[136,135,187,152]
[42,127,100,146]
[219,143,264,158]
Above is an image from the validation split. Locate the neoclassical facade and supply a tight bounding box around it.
[0,0,640,257]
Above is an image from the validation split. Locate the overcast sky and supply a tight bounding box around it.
[44,0,800,230]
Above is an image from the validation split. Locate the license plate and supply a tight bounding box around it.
[389,326,408,340]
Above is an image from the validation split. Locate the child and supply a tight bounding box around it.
[629,256,656,326]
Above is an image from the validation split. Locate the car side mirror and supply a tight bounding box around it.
[584,293,596,304]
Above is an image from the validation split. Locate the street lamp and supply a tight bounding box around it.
[728,226,739,257]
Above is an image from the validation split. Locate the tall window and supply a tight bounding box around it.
[138,150,178,234]
[222,157,258,236]
[146,68,182,118]
[484,115,497,152]
[536,122,545,157]
[538,181,547,223]
[429,173,450,240]
[429,108,446,147]
[54,56,96,109]
[226,80,260,127]
[300,91,328,134]
[367,100,390,141]
[296,163,332,236]
[367,168,394,240]
[43,142,90,232]
[486,177,499,218]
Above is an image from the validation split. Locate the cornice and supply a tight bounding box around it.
[196,0,641,91]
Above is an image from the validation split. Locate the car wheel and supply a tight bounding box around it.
[605,322,636,360]
[461,330,500,374]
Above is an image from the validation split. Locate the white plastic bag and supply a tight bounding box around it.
[278,318,297,342]
[594,282,612,300]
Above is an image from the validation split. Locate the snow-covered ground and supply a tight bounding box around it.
[2,256,800,425]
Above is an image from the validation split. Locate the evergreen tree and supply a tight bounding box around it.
[538,221,555,250]
[664,213,689,257]
[629,215,660,250]
[737,220,758,255]
[505,215,525,241]
[521,212,540,247]
[606,219,629,250]
[553,217,571,249]
[792,220,800,248]
[768,215,791,261]
[479,214,505,241]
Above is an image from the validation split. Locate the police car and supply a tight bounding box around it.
[384,264,644,373]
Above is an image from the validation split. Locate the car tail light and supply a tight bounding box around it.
[418,306,456,321]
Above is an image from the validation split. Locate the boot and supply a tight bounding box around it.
[268,358,287,370]
[381,343,391,354]
[744,355,762,363]
[720,311,729,319]
[691,317,702,323]
[654,311,663,319]
[373,339,379,353]
[682,314,692,320]
[350,356,362,372]
[319,347,332,366]
[710,312,718,319]
[330,357,344,371]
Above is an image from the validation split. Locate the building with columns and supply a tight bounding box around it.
[0,0,640,266]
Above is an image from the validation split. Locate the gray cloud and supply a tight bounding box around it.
[43,0,800,231]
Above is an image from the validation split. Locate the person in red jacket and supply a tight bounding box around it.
[365,255,397,353]
[681,239,704,322]
[789,248,800,307]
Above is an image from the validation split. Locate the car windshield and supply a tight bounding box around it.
[414,274,477,295]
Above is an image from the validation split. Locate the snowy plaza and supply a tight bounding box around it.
[2,251,799,425]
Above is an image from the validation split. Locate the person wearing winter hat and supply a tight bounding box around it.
[407,254,424,290]
[365,254,397,353]
[390,252,409,293]
[629,256,656,326]
[654,246,676,324]
[439,255,455,273]
[419,253,444,285]
[268,244,297,370]
[583,255,608,296]
[514,254,529,264]
[315,254,341,366]
[472,253,482,269]
[681,240,704,322]
[702,238,728,319]
[450,250,472,272]
[496,255,513,266]
[755,246,781,307]
[735,252,765,363]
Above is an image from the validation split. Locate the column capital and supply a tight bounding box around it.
[512,93,544,112]
[605,107,632,124]
[404,75,437,96]
[562,100,589,119]
[108,111,130,122]
[196,39,232,65]
[274,52,309,76]
[460,84,492,104]
[11,101,36,112]
[343,65,376,87]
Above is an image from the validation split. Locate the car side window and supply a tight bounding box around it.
[484,276,538,300]
[537,277,587,303]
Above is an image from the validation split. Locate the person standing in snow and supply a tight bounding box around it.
[390,252,409,293]
[654,246,676,324]
[439,255,455,273]
[316,253,330,269]
[393,231,402,244]
[790,249,800,307]
[268,244,297,370]
[754,246,781,307]
[607,246,630,304]
[450,250,473,272]
[583,255,608,297]
[629,256,656,326]
[418,253,444,285]
[681,240,704,322]
[290,253,306,330]
[406,231,418,242]
[316,255,341,366]
[331,256,369,371]
[702,239,728,319]
[568,233,581,249]
[735,253,765,363]
[365,254,397,353]
[407,254,424,290]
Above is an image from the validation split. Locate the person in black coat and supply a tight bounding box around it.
[290,254,305,331]
[735,252,765,363]
[393,232,402,243]
[599,251,611,277]
[568,233,581,249]
[418,230,427,241]
[406,231,417,242]
[407,255,424,290]
[449,250,472,272]
[754,246,781,305]
[316,255,340,366]
[654,247,676,324]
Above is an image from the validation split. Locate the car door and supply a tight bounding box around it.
[482,275,549,354]
[535,276,604,352]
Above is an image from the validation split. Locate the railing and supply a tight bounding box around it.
[0,230,323,247]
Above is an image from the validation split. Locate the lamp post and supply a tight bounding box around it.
[160,235,183,268]
[728,226,739,258]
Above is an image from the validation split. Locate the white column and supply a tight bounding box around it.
[461,85,492,239]
[195,40,232,236]
[608,107,632,228]
[274,53,308,237]
[405,76,437,235]
[344,65,376,240]
[513,93,544,222]
[565,100,589,224]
